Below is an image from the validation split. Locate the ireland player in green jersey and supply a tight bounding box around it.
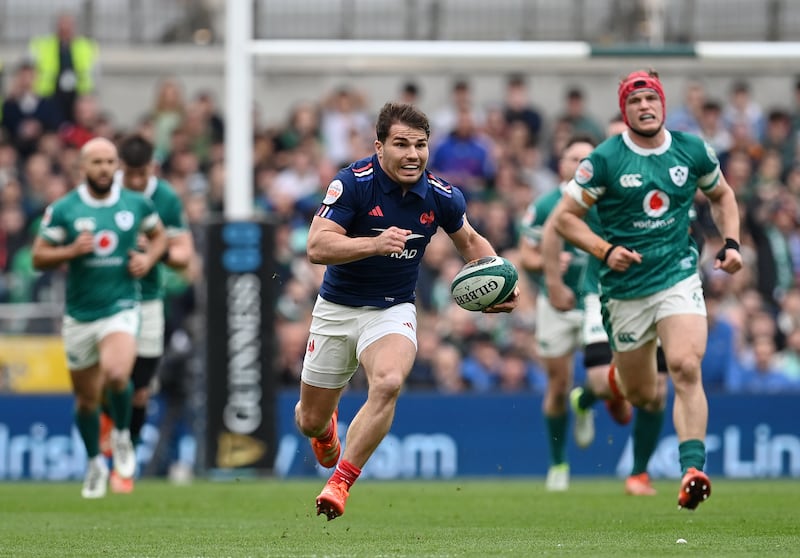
[552,70,743,511]
[32,138,168,498]
[520,135,634,491]
[100,134,195,494]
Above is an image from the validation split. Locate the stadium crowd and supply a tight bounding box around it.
[2,55,800,396]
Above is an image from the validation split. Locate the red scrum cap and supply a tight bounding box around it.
[618,70,666,126]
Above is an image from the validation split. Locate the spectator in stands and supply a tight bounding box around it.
[431,342,468,393]
[58,93,101,149]
[728,335,799,393]
[502,73,544,146]
[723,80,765,144]
[697,100,732,155]
[746,189,796,309]
[1,61,62,158]
[149,78,186,164]
[431,78,484,141]
[460,331,504,391]
[430,107,495,195]
[319,86,372,168]
[557,86,604,144]
[666,79,706,135]
[701,284,740,392]
[761,108,795,176]
[28,12,99,124]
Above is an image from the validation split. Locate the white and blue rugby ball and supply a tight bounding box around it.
[450,256,518,311]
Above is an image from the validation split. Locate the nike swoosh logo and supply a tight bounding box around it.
[371,228,425,240]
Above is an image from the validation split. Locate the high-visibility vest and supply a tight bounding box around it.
[29,34,98,97]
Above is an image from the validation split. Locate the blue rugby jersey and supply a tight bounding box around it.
[315,154,467,308]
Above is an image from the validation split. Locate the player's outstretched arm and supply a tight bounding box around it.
[552,195,641,272]
[705,174,743,274]
[541,215,575,312]
[306,215,410,265]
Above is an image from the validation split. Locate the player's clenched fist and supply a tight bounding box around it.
[71,231,94,257]
[373,226,411,256]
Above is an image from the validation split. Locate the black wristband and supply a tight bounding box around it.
[716,238,740,261]
[603,244,621,264]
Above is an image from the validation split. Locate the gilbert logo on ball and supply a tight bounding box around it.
[450,256,518,311]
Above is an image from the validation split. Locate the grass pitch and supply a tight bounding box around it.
[0,478,797,557]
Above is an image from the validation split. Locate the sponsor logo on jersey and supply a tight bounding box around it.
[619,174,643,188]
[669,166,689,187]
[368,205,384,217]
[74,217,96,232]
[575,160,593,185]
[643,190,669,218]
[114,211,134,231]
[94,230,118,256]
[322,180,344,205]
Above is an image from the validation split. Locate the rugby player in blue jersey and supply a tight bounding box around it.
[296,102,519,520]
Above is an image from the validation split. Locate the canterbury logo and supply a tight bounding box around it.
[619,174,643,188]
[368,206,384,217]
[307,339,315,354]
[617,332,637,343]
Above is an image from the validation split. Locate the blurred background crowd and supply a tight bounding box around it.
[2,5,800,402]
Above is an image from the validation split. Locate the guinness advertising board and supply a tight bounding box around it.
[205,219,277,473]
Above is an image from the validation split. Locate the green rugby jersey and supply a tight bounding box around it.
[39,183,160,321]
[519,185,603,310]
[123,174,188,301]
[566,130,719,299]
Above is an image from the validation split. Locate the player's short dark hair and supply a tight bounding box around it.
[565,133,597,149]
[118,134,154,167]
[375,102,430,142]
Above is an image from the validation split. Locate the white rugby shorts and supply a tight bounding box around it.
[301,296,418,389]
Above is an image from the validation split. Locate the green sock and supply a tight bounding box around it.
[75,408,100,458]
[631,408,665,475]
[578,387,598,410]
[101,388,112,416]
[109,380,133,431]
[546,414,569,465]
[678,439,706,474]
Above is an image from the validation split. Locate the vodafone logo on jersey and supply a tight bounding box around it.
[643,190,670,218]
[94,230,119,256]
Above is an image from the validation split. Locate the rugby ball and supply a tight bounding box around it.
[450,256,518,311]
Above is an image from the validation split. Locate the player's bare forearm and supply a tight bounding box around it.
[552,198,609,261]
[130,226,168,277]
[450,218,497,262]
[518,238,543,272]
[31,234,91,270]
[541,216,564,286]
[706,177,741,243]
[164,232,194,270]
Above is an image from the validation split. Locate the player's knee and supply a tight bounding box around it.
[295,404,330,438]
[624,383,658,408]
[666,354,702,384]
[369,369,405,401]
